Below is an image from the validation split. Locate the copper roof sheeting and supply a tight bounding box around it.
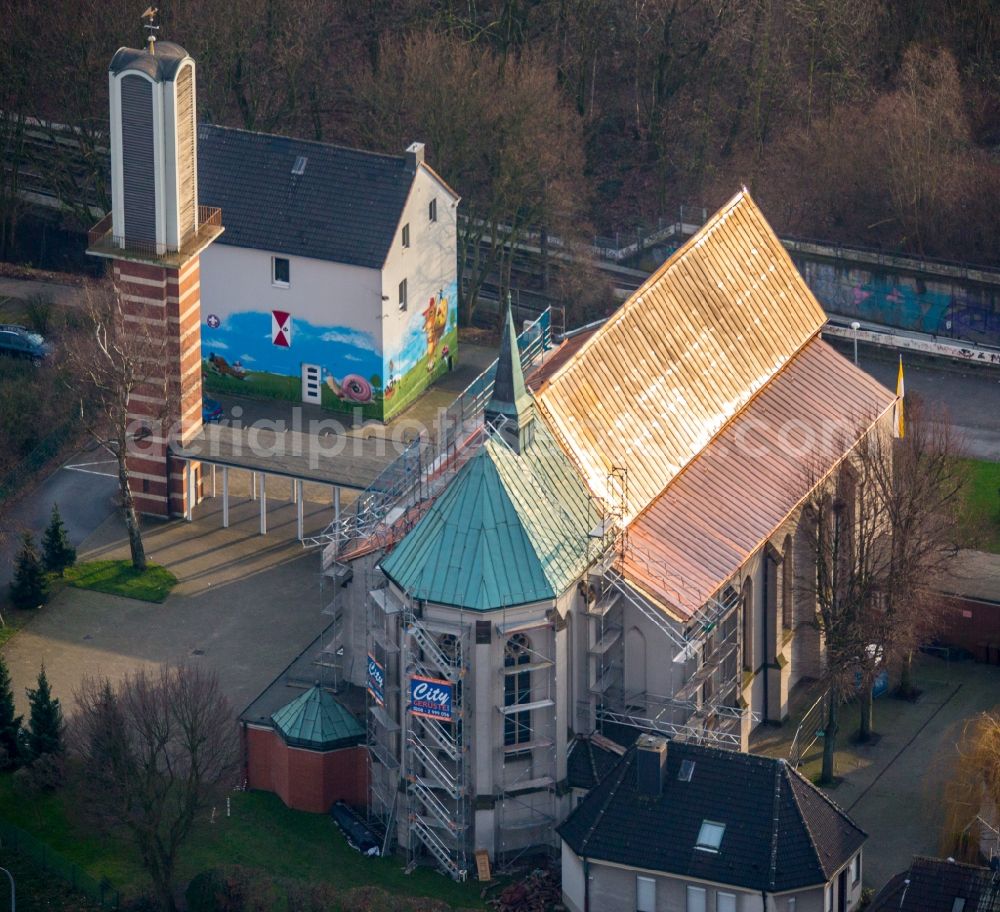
[534,190,828,522]
[622,338,896,618]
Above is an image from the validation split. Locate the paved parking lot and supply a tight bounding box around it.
[3,485,334,719]
[752,655,1000,888]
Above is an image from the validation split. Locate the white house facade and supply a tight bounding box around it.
[197,127,459,421]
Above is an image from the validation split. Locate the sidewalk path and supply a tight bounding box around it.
[752,657,1000,889]
[0,276,83,307]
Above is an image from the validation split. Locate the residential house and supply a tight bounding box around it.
[197,125,460,420]
[558,735,867,912]
[868,856,1000,912]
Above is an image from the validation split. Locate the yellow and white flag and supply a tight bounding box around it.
[893,355,905,438]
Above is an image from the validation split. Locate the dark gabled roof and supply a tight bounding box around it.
[557,741,867,893]
[869,857,1000,912]
[567,734,627,791]
[198,124,419,269]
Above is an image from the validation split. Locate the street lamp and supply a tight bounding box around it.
[850,321,861,365]
[0,866,14,912]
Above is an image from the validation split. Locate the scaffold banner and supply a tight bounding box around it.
[367,654,385,706]
[409,675,453,721]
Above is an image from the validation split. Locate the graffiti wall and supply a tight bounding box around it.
[793,257,1000,347]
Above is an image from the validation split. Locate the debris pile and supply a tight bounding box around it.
[486,867,562,912]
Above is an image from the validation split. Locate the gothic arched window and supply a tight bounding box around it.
[504,634,532,747]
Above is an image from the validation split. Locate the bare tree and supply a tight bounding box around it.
[350,30,587,326]
[801,463,877,784]
[857,397,965,715]
[803,403,965,772]
[879,46,971,257]
[64,280,172,571]
[72,666,238,912]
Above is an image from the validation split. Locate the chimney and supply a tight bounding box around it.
[636,734,668,796]
[405,141,425,172]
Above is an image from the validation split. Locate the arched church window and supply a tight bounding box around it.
[504,634,532,747]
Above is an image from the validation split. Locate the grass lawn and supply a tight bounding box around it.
[0,777,487,908]
[959,458,1000,553]
[0,622,19,648]
[64,560,178,603]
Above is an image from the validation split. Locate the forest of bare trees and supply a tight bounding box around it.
[1,0,998,273]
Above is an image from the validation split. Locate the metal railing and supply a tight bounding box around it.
[789,690,829,768]
[312,309,553,558]
[87,206,222,259]
[0,819,121,909]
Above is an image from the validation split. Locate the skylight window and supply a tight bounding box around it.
[291,155,308,175]
[695,820,725,853]
[678,759,695,782]
[952,900,966,912]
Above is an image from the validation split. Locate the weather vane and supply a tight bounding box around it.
[142,6,159,54]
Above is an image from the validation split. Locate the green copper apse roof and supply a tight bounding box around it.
[380,417,600,611]
[270,685,364,751]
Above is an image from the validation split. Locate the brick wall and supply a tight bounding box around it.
[114,256,203,518]
[940,596,1000,662]
[243,725,369,814]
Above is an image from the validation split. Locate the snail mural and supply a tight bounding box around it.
[326,373,374,404]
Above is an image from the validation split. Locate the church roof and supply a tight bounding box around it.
[622,336,895,617]
[380,421,600,610]
[270,685,364,751]
[534,190,828,523]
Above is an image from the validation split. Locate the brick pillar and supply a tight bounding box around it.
[114,256,203,518]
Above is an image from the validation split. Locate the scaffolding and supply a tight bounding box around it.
[495,612,559,872]
[342,314,759,882]
[400,600,471,880]
[309,309,555,563]
[580,463,751,749]
[366,563,403,853]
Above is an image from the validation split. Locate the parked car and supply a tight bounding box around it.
[202,396,224,423]
[0,324,50,361]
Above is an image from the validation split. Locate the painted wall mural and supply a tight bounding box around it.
[794,258,1000,346]
[382,282,459,421]
[646,242,1000,348]
[201,280,458,422]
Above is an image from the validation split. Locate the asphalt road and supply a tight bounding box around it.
[840,341,1000,461]
[0,444,119,593]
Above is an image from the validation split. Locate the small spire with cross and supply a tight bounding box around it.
[142,6,159,54]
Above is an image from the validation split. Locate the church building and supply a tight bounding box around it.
[321,191,897,879]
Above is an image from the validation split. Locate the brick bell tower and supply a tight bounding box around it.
[87,15,222,518]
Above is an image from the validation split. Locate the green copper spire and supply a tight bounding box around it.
[486,298,533,450]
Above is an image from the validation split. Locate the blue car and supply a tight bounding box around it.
[0,324,50,361]
[202,397,224,423]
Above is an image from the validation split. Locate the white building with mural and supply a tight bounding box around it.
[196,125,459,421]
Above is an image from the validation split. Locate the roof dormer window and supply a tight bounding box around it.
[695,820,725,853]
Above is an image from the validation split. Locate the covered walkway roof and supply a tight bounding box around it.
[171,422,398,491]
